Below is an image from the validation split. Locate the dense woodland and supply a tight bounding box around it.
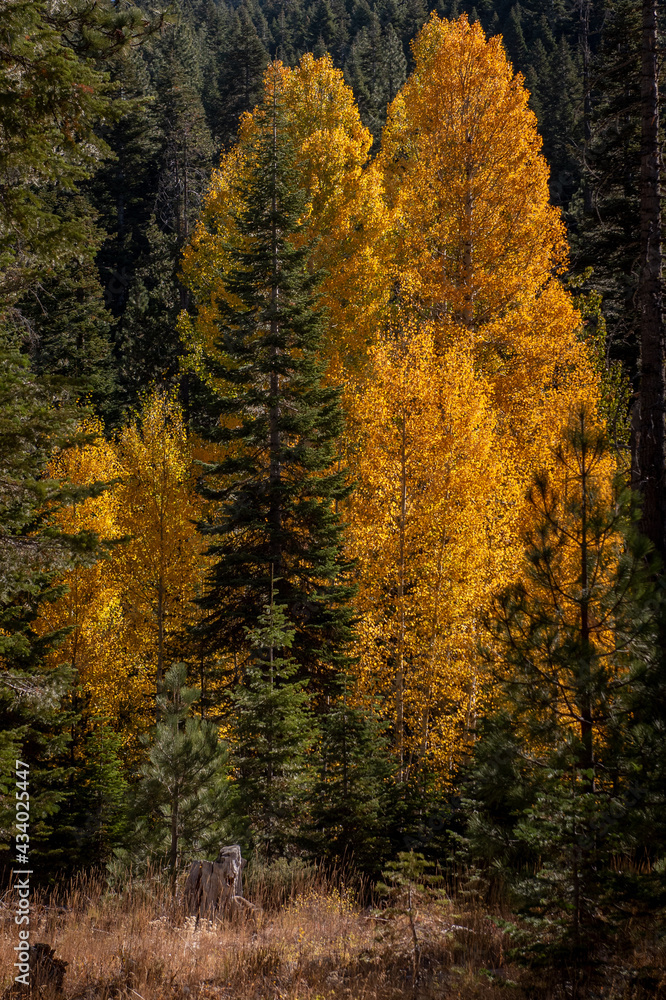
[2,0,666,994]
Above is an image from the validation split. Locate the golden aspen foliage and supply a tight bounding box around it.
[112,389,208,695]
[179,55,389,380]
[378,13,600,470]
[35,393,208,752]
[35,422,152,740]
[341,16,606,780]
[345,327,504,780]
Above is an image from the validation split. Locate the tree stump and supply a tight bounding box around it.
[1,943,67,998]
[183,844,255,919]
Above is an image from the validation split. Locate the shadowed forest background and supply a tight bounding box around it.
[2,0,666,997]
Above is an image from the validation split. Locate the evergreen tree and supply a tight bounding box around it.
[130,663,230,880]
[194,80,355,694]
[309,0,339,54]
[117,218,184,403]
[23,237,118,424]
[0,1,116,312]
[382,23,407,105]
[228,594,317,858]
[310,674,395,876]
[112,51,215,407]
[91,50,163,331]
[50,719,129,873]
[0,332,108,869]
[345,14,384,140]
[153,49,215,244]
[463,408,657,971]
[569,0,641,386]
[214,4,269,147]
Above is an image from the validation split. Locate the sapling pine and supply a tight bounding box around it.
[131,663,229,884]
[228,588,318,858]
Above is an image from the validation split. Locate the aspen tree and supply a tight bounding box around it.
[35,421,150,732]
[379,14,599,480]
[180,55,388,380]
[346,327,502,779]
[114,390,207,697]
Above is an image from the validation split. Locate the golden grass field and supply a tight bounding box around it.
[1,865,664,999]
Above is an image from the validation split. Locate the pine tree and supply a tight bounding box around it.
[0,1,112,312]
[382,23,407,105]
[214,4,269,147]
[469,408,657,968]
[91,49,162,340]
[153,58,215,244]
[23,237,118,423]
[309,0,339,53]
[569,0,641,386]
[118,218,183,403]
[131,663,229,880]
[194,76,355,694]
[0,0,165,324]
[0,333,108,868]
[309,674,394,876]
[228,593,317,858]
[50,719,129,873]
[345,14,384,140]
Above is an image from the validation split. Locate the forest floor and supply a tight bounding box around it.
[1,869,665,1000]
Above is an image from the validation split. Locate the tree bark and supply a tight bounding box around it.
[396,413,407,781]
[578,416,594,784]
[637,0,666,557]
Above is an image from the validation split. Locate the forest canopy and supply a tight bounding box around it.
[1,0,665,994]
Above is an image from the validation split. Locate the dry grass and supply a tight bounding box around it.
[1,868,665,1000]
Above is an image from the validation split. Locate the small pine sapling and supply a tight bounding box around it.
[131,663,229,885]
[228,587,318,859]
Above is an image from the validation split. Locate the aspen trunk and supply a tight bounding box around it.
[578,419,594,782]
[396,413,407,780]
[637,0,666,557]
[462,157,474,328]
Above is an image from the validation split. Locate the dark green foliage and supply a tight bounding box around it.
[152,46,215,242]
[193,92,355,692]
[0,0,164,316]
[23,249,118,423]
[486,411,654,771]
[214,4,270,147]
[48,719,130,873]
[117,218,184,403]
[91,50,163,327]
[227,598,317,859]
[127,663,230,877]
[0,0,162,871]
[460,410,659,967]
[568,0,642,385]
[309,676,395,875]
[0,1,111,311]
[345,14,407,143]
[0,333,109,868]
[455,712,536,881]
[74,723,130,868]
